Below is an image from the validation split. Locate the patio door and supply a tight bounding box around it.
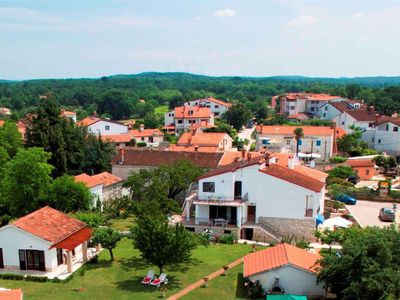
[25,250,45,271]
[57,248,63,266]
[234,181,242,199]
[247,206,256,223]
[0,248,3,269]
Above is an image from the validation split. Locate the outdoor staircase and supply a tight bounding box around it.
[254,223,281,243]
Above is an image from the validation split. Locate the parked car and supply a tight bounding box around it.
[347,175,360,185]
[335,194,357,205]
[379,207,395,222]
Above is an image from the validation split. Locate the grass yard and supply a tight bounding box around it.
[0,238,254,299]
[108,215,135,232]
[182,263,248,300]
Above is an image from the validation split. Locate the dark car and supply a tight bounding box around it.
[335,194,357,205]
[379,208,395,222]
[347,175,360,185]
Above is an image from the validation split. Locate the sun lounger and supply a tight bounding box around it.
[150,273,168,287]
[141,270,155,284]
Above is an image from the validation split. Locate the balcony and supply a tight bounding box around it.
[182,217,238,228]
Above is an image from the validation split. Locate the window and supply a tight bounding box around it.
[372,137,375,143]
[141,137,145,141]
[378,139,381,144]
[322,113,327,118]
[178,120,183,124]
[0,248,3,269]
[286,139,291,145]
[105,125,110,131]
[262,139,269,145]
[290,106,295,110]
[215,105,219,108]
[386,124,389,131]
[206,105,211,108]
[366,169,370,176]
[394,127,399,132]
[341,121,345,125]
[316,140,321,146]
[324,106,328,111]
[203,182,215,193]
[310,107,315,112]
[214,112,220,116]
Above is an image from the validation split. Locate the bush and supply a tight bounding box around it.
[88,254,99,264]
[246,279,265,298]
[0,273,24,280]
[250,142,256,151]
[218,233,237,244]
[25,275,48,282]
[296,239,309,249]
[137,142,147,147]
[329,156,347,163]
[52,277,61,283]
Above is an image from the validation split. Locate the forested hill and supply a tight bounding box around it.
[1,72,400,120]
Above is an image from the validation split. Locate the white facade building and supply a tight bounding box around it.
[164,106,214,134]
[77,116,129,135]
[184,97,232,117]
[362,119,400,155]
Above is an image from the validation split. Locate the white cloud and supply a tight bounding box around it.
[286,15,316,27]
[213,8,237,18]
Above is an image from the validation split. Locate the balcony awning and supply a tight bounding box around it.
[50,227,92,251]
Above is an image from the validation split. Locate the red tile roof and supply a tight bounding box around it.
[244,243,321,277]
[75,172,122,188]
[112,148,224,168]
[178,132,230,147]
[60,110,76,116]
[257,125,334,136]
[259,163,325,192]
[204,97,233,107]
[219,151,263,166]
[375,117,400,127]
[287,113,309,120]
[347,159,375,167]
[284,93,341,102]
[77,115,101,126]
[336,127,347,139]
[12,206,87,244]
[0,289,23,300]
[130,128,163,138]
[294,165,328,181]
[174,106,212,119]
[345,109,377,122]
[168,145,219,153]
[103,133,133,143]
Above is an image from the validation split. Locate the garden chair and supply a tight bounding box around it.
[141,270,155,284]
[150,273,168,287]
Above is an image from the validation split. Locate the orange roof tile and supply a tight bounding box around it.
[174,106,212,119]
[168,145,219,152]
[130,128,163,137]
[244,243,321,277]
[12,206,87,244]
[270,152,292,166]
[259,163,325,192]
[0,289,23,300]
[189,121,215,130]
[205,97,233,107]
[347,159,375,167]
[75,172,122,188]
[77,115,101,127]
[336,127,347,139]
[294,165,328,181]
[219,151,263,166]
[178,132,229,147]
[287,113,309,120]
[60,110,76,116]
[284,93,341,102]
[257,125,334,136]
[102,133,133,143]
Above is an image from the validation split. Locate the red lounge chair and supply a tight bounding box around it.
[150,273,168,287]
[141,270,155,284]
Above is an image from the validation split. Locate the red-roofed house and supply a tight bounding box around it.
[347,157,378,180]
[164,106,214,134]
[243,243,324,297]
[0,207,94,277]
[77,116,129,135]
[184,97,232,117]
[130,124,164,146]
[75,172,123,206]
[169,132,233,152]
[60,110,77,123]
[255,125,337,161]
[182,153,326,241]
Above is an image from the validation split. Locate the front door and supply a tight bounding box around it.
[25,250,45,271]
[234,181,242,199]
[247,206,256,223]
[0,248,3,269]
[57,248,63,266]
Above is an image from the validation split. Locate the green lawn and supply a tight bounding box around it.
[108,215,135,232]
[0,239,254,299]
[182,263,248,300]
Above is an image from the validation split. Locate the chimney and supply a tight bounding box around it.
[188,136,192,145]
[119,148,125,164]
[241,149,246,160]
[264,152,270,166]
[331,121,338,155]
[288,155,295,169]
[139,124,144,132]
[194,146,199,152]
[260,124,263,133]
[247,152,252,162]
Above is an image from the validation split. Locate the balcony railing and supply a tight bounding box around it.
[196,193,249,203]
[182,217,238,227]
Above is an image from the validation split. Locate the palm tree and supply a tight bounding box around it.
[293,127,304,156]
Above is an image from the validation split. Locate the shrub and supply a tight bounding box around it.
[329,156,347,163]
[246,279,265,298]
[137,142,147,147]
[25,275,48,282]
[218,233,237,244]
[250,142,256,151]
[52,277,61,283]
[88,254,99,264]
[296,239,309,249]
[0,273,24,280]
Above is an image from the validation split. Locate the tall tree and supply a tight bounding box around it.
[373,155,397,173]
[92,227,122,261]
[0,121,22,157]
[98,90,132,120]
[131,214,198,273]
[293,127,304,156]
[222,104,251,131]
[0,147,53,216]
[82,134,115,174]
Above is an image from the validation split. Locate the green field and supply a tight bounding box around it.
[0,238,254,299]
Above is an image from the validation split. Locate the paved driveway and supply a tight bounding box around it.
[237,126,255,150]
[346,200,398,228]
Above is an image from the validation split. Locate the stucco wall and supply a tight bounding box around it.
[112,165,156,180]
[88,120,128,135]
[249,265,324,297]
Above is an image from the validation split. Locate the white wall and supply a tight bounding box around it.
[320,103,341,120]
[0,226,57,271]
[88,120,128,135]
[185,99,229,117]
[250,265,324,296]
[164,111,175,126]
[89,184,103,207]
[363,122,400,155]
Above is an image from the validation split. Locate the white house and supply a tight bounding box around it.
[243,243,324,297]
[75,172,123,207]
[182,153,326,241]
[77,116,129,135]
[362,118,400,156]
[184,97,232,117]
[130,124,164,146]
[0,207,92,275]
[255,125,337,161]
[168,132,233,152]
[60,110,77,123]
[164,106,214,134]
[320,102,377,133]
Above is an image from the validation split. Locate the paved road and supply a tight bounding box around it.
[346,200,398,228]
[237,126,255,150]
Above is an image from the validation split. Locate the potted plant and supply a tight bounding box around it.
[203,276,209,287]
[160,287,167,298]
[223,265,229,276]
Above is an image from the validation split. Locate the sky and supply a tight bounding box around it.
[1,0,400,80]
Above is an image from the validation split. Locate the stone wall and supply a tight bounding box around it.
[258,217,316,242]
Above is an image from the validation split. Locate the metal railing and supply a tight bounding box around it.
[183,217,238,227]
